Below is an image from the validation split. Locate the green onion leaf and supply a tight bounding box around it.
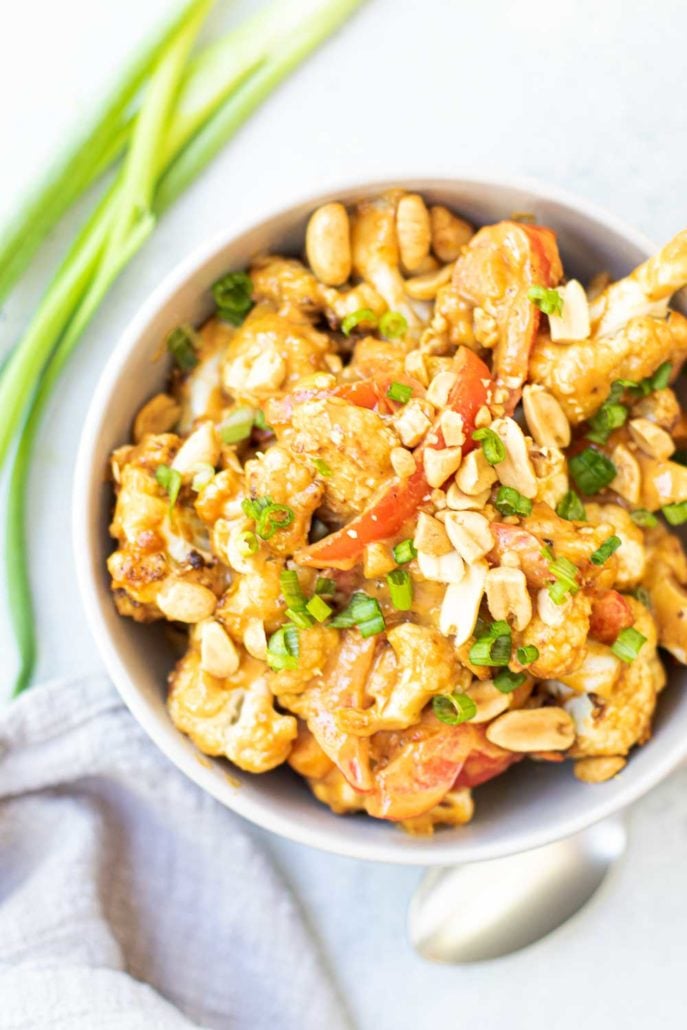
[517,645,539,665]
[315,576,337,596]
[472,426,506,465]
[167,325,198,371]
[312,458,332,477]
[527,285,564,316]
[432,692,477,725]
[387,569,413,611]
[548,579,571,605]
[379,311,408,339]
[611,626,646,663]
[494,485,533,517]
[253,409,268,431]
[590,535,622,566]
[387,381,413,404]
[547,554,579,603]
[556,490,586,521]
[266,624,300,671]
[569,447,617,495]
[330,591,386,637]
[280,569,307,611]
[285,608,313,629]
[650,360,672,391]
[257,503,295,540]
[155,464,182,510]
[586,402,627,444]
[220,406,255,444]
[241,496,271,520]
[493,668,527,693]
[633,586,652,608]
[662,501,687,525]
[341,307,378,336]
[212,271,254,325]
[630,508,658,528]
[306,595,333,623]
[469,621,512,667]
[393,538,417,564]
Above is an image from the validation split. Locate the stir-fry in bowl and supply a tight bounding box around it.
[104,186,687,836]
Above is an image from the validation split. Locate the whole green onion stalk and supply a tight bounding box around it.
[2,0,364,694]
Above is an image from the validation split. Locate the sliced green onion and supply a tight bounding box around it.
[312,458,332,477]
[494,485,532,517]
[212,270,253,325]
[167,325,198,371]
[257,503,295,540]
[527,285,564,316]
[387,569,413,611]
[393,538,417,564]
[611,626,647,663]
[630,508,658,528]
[220,406,255,444]
[517,645,539,665]
[155,464,182,510]
[387,381,413,404]
[280,568,307,611]
[379,311,408,339]
[191,463,215,491]
[254,409,268,431]
[586,402,627,444]
[306,595,333,622]
[650,360,672,391]
[241,496,271,520]
[469,623,512,667]
[330,591,386,637]
[547,554,579,603]
[569,447,617,495]
[285,608,313,629]
[493,669,527,693]
[591,535,622,565]
[556,490,586,521]
[432,692,477,726]
[341,307,378,336]
[633,586,652,609]
[548,579,571,605]
[237,530,258,557]
[266,624,299,671]
[472,426,506,465]
[662,501,687,525]
[540,544,554,561]
[315,576,337,596]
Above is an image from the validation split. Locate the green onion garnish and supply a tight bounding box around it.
[611,626,647,663]
[556,490,586,521]
[469,620,512,667]
[306,595,333,623]
[191,463,215,492]
[630,508,658,528]
[569,447,617,495]
[212,271,254,326]
[387,569,413,611]
[286,608,314,629]
[155,464,182,511]
[493,669,527,693]
[527,285,564,316]
[266,625,300,671]
[379,311,408,339]
[650,360,672,391]
[494,485,533,517]
[341,307,378,336]
[472,426,506,465]
[432,692,477,725]
[280,569,307,611]
[393,538,417,564]
[590,535,622,565]
[254,409,268,431]
[633,586,652,608]
[387,381,413,404]
[243,496,296,540]
[315,577,337,596]
[586,402,628,444]
[330,591,386,638]
[237,530,258,557]
[167,326,198,371]
[517,645,539,665]
[547,554,579,604]
[312,458,332,477]
[220,406,255,444]
[662,501,687,526]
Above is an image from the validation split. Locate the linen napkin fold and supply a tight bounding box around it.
[0,676,352,1030]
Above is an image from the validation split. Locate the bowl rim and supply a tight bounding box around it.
[73,172,687,864]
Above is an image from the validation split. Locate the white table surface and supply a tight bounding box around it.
[2,1,687,1026]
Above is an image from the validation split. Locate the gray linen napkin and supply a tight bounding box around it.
[0,676,351,1030]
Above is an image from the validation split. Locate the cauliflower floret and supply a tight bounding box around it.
[215,556,285,640]
[521,590,592,679]
[281,396,397,522]
[168,649,296,773]
[643,523,687,663]
[244,444,323,554]
[399,789,474,836]
[584,503,646,588]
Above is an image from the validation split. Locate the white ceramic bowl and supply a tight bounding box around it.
[74,176,687,864]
